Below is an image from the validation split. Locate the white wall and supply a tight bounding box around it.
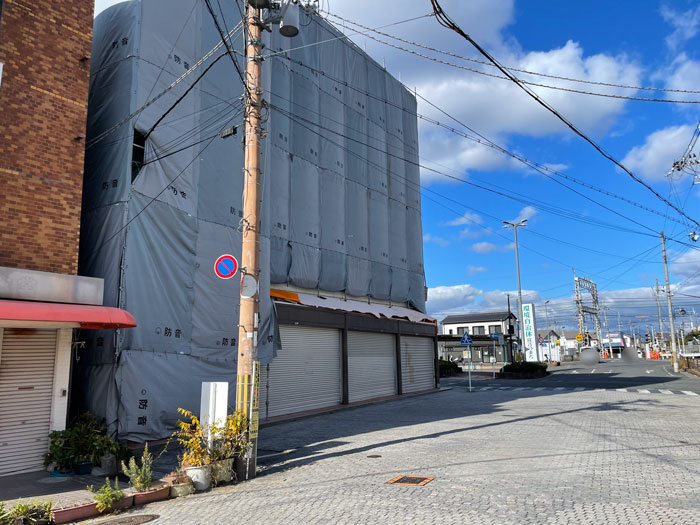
[49,328,72,431]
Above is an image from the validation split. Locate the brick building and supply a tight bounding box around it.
[0,0,136,476]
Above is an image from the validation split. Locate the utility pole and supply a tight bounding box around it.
[602,306,613,358]
[661,232,679,373]
[504,219,527,360]
[507,293,513,362]
[654,279,664,343]
[236,2,264,480]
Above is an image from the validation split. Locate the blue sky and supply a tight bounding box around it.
[94,1,700,334]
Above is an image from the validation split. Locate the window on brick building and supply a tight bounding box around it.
[132,129,146,182]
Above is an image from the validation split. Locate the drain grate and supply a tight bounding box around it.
[387,475,434,486]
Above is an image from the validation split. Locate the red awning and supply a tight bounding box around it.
[0,299,137,329]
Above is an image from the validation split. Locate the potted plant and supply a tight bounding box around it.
[121,443,170,505]
[175,408,212,491]
[4,500,31,525]
[167,470,195,498]
[29,500,54,525]
[210,411,248,485]
[88,478,133,514]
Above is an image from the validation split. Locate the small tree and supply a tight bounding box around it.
[121,443,153,492]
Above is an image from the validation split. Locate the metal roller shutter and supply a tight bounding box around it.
[264,325,342,419]
[348,331,396,403]
[0,329,57,476]
[401,336,435,393]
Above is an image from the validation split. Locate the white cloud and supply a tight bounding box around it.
[507,205,537,223]
[446,211,484,226]
[621,124,697,181]
[468,265,488,276]
[661,4,700,51]
[471,241,514,254]
[459,227,489,240]
[661,54,700,102]
[423,233,450,247]
[426,284,483,315]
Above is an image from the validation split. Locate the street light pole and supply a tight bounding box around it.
[504,219,527,361]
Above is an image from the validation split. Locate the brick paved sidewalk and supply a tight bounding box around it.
[94,387,700,524]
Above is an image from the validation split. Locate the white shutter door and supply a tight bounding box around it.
[0,329,57,476]
[265,326,342,418]
[348,331,396,402]
[401,336,435,393]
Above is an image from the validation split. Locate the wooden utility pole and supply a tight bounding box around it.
[236,3,264,480]
[660,232,679,373]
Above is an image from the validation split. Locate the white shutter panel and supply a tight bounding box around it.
[264,326,341,418]
[348,331,396,402]
[0,329,57,476]
[401,336,435,393]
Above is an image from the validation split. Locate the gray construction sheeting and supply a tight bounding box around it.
[78,0,425,440]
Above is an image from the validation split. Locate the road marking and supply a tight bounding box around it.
[553,387,565,390]
[591,369,596,374]
[534,387,546,391]
[659,389,674,395]
[616,388,628,393]
[607,370,613,374]
[513,387,529,391]
[571,370,579,374]
[637,389,650,394]
[646,370,653,374]
[682,390,698,396]
[480,386,493,390]
[574,387,585,391]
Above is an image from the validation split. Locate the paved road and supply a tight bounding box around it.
[447,358,700,394]
[100,362,700,524]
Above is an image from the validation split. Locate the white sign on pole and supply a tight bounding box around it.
[521,303,539,362]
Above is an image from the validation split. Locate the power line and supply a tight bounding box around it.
[323,11,700,97]
[429,0,700,230]
[86,21,243,150]
[329,17,700,105]
[268,50,690,230]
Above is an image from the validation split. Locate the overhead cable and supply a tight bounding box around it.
[429,0,700,229]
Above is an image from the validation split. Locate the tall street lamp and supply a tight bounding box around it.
[544,299,552,362]
[504,219,527,360]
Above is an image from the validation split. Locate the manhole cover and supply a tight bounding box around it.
[387,475,434,486]
[96,515,159,524]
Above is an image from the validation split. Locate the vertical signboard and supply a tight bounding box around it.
[521,303,539,362]
[249,361,260,439]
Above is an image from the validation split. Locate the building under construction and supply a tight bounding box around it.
[76,0,436,440]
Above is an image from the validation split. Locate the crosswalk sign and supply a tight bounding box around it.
[460,333,473,346]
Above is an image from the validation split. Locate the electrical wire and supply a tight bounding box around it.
[429,0,700,230]
[268,49,690,230]
[322,11,700,96]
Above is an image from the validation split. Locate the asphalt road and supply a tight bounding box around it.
[443,358,700,394]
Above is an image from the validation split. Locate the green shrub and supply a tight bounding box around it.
[88,478,124,513]
[439,359,460,377]
[45,412,124,471]
[122,443,153,492]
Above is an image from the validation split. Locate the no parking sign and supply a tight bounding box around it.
[214,254,238,279]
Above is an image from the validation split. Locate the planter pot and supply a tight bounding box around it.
[170,482,195,498]
[133,485,170,506]
[211,458,234,484]
[34,519,50,525]
[52,502,99,525]
[184,465,211,491]
[109,494,134,512]
[73,461,93,475]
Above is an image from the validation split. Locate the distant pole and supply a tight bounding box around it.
[507,294,513,362]
[504,219,527,360]
[654,279,664,343]
[602,307,613,359]
[661,232,679,373]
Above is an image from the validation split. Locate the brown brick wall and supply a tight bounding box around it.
[0,0,94,274]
